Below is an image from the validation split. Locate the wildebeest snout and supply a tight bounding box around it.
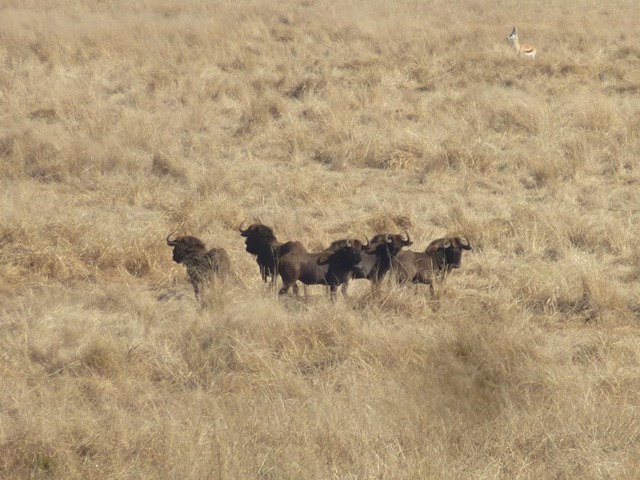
[426,236,471,270]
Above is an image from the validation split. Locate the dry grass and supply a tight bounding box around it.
[1,0,640,478]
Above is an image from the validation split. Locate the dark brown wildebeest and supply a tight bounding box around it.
[277,238,365,300]
[166,234,231,300]
[239,222,305,287]
[392,235,472,294]
[353,231,413,285]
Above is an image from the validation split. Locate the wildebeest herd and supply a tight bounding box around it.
[167,222,471,302]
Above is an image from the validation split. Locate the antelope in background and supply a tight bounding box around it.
[507,27,537,58]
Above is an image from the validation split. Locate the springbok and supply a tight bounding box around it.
[507,27,537,59]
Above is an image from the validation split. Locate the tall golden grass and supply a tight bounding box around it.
[1,0,640,477]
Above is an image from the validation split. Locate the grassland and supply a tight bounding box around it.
[1,0,640,478]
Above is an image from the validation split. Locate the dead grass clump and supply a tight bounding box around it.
[322,127,381,170]
[382,144,423,171]
[23,139,66,183]
[2,219,163,284]
[524,153,579,189]
[235,93,286,137]
[0,437,58,480]
[508,203,576,257]
[434,338,513,416]
[274,314,357,376]
[0,127,91,184]
[163,198,235,238]
[191,281,240,311]
[176,320,249,388]
[572,91,624,136]
[10,244,91,283]
[122,248,154,278]
[284,73,328,100]
[428,137,497,174]
[484,94,548,136]
[28,108,58,122]
[77,337,124,377]
[509,255,627,323]
[574,273,632,323]
[364,212,413,233]
[428,204,481,243]
[356,284,437,321]
[150,152,188,182]
[0,216,90,283]
[505,259,579,317]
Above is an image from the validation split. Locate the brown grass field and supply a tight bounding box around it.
[1,0,640,478]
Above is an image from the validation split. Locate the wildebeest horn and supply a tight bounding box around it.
[166,232,178,246]
[403,228,411,245]
[363,235,370,249]
[385,233,392,243]
[238,219,248,233]
[460,235,472,249]
[346,239,352,248]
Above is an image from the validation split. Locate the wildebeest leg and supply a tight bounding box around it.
[260,266,268,283]
[329,285,339,302]
[341,282,349,296]
[279,281,299,296]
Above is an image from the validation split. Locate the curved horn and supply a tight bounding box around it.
[403,228,411,245]
[460,235,472,249]
[385,233,392,243]
[346,239,352,248]
[363,234,370,249]
[166,232,177,246]
[238,219,248,233]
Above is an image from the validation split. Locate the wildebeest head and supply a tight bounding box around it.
[239,221,307,284]
[239,221,275,240]
[318,238,364,267]
[166,233,231,301]
[355,230,412,283]
[166,234,207,264]
[326,237,367,252]
[425,235,472,270]
[364,229,412,256]
[239,221,277,254]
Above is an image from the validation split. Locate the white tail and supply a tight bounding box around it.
[507,27,537,59]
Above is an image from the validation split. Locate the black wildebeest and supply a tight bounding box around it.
[166,234,231,300]
[392,235,472,294]
[277,238,365,300]
[239,222,305,287]
[353,231,413,285]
